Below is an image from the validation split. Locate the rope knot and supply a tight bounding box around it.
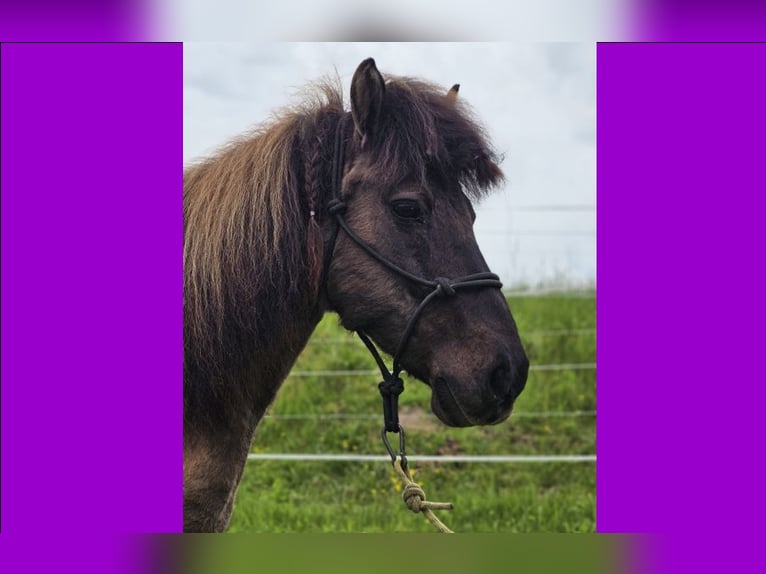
[391,457,455,533]
[327,198,347,216]
[378,376,404,397]
[379,376,404,433]
[402,483,427,513]
[434,277,456,297]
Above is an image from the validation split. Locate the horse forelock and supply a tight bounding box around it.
[362,76,504,197]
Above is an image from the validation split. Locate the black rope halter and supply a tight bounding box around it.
[323,113,503,459]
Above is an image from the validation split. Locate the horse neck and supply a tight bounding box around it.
[184,285,324,445]
[248,297,324,421]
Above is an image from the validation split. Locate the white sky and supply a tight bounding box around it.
[170,1,611,41]
[184,43,595,289]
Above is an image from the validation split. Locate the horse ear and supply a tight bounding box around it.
[350,58,385,148]
[446,84,460,103]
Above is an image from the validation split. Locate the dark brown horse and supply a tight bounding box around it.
[183,58,529,532]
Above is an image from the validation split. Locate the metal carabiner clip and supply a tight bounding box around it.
[381,424,407,468]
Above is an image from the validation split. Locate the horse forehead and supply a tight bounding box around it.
[345,160,450,192]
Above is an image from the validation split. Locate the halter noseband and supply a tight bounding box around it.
[323,112,503,449]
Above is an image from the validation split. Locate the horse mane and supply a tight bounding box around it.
[183,73,503,375]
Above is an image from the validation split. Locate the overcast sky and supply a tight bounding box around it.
[184,43,595,289]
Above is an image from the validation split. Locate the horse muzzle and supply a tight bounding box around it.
[429,351,529,427]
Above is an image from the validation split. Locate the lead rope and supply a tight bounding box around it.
[357,331,455,532]
[394,457,454,533]
[323,112,501,533]
[379,423,455,533]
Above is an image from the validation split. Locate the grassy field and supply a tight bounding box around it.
[229,293,596,533]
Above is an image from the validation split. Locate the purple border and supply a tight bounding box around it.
[633,2,766,41]
[0,1,148,41]
[1,37,762,574]
[1,42,182,565]
[597,43,766,571]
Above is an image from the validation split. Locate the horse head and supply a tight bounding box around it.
[325,59,529,427]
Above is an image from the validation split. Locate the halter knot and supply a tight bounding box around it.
[434,277,456,297]
[378,376,404,397]
[327,198,347,216]
[379,376,404,433]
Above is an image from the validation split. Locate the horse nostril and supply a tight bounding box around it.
[489,355,529,404]
[489,361,513,403]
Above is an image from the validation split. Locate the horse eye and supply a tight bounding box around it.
[391,199,423,220]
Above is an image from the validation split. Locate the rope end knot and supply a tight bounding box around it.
[392,457,455,533]
[402,483,427,513]
[403,482,454,513]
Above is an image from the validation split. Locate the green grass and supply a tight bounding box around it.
[229,293,596,533]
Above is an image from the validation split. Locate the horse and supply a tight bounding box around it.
[183,58,529,532]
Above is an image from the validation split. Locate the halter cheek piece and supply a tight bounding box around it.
[323,113,503,459]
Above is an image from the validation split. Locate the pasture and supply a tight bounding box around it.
[229,292,596,533]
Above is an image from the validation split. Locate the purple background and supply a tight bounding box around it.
[1,42,182,567]
[0,24,763,574]
[597,43,766,571]
[633,1,766,41]
[0,1,147,41]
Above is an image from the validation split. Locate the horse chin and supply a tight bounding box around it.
[429,377,477,428]
[429,376,513,428]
